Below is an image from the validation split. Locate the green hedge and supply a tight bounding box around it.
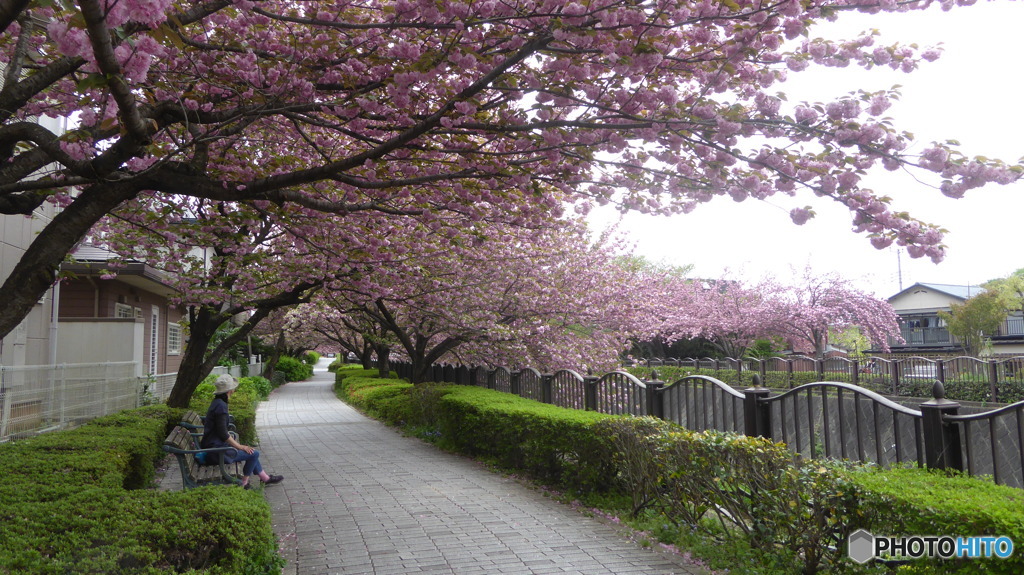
[0,406,281,574]
[275,356,312,382]
[850,467,1024,574]
[434,385,615,486]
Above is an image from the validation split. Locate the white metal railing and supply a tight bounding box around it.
[0,362,138,441]
[1,360,263,442]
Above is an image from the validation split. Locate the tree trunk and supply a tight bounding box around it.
[164,289,306,407]
[409,355,429,384]
[263,330,287,380]
[360,344,374,369]
[166,308,224,408]
[375,344,391,378]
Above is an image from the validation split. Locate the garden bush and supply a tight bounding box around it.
[239,375,274,401]
[432,385,616,488]
[302,351,321,365]
[274,355,313,382]
[333,367,394,392]
[591,416,862,574]
[849,467,1024,574]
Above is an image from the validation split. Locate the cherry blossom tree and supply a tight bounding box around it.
[2,0,1020,344]
[321,218,646,382]
[768,268,902,356]
[91,197,349,406]
[653,277,779,357]
[647,267,901,357]
[288,294,400,375]
[250,307,324,377]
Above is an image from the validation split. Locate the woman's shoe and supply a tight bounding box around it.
[263,474,284,485]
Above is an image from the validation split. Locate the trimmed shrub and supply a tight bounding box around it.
[274,356,312,382]
[239,376,273,401]
[302,351,321,365]
[433,385,615,487]
[849,467,1024,574]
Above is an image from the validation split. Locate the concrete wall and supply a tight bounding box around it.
[57,319,145,377]
[58,278,185,374]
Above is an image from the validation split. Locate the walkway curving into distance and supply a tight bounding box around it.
[256,360,712,575]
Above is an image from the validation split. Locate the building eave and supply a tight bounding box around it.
[60,261,178,299]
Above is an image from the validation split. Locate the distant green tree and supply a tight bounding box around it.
[939,292,1007,356]
[982,268,1024,314]
[747,338,785,359]
[829,326,870,357]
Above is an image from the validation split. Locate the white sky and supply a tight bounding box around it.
[590,1,1024,298]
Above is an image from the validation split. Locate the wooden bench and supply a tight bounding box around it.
[162,425,243,489]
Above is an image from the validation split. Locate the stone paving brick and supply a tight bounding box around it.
[256,362,712,575]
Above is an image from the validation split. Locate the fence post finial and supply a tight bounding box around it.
[920,380,963,472]
[743,375,772,438]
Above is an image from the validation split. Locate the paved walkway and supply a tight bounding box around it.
[255,361,712,575]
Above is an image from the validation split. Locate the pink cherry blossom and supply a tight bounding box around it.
[0,0,1021,346]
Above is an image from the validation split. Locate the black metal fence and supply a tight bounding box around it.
[391,361,1024,489]
[632,355,1024,404]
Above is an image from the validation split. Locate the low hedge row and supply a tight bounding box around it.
[0,405,281,574]
[339,374,1024,574]
[852,467,1024,574]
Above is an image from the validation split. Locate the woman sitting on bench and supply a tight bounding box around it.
[202,375,284,489]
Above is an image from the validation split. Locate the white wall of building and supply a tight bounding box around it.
[57,319,146,377]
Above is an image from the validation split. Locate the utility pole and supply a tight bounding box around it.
[897,249,903,292]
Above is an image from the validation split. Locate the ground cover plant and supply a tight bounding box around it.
[338,373,1024,574]
[0,404,282,574]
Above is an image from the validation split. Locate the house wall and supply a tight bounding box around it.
[889,287,963,314]
[0,115,66,368]
[993,343,1024,356]
[58,278,184,374]
[57,319,145,375]
[0,207,60,368]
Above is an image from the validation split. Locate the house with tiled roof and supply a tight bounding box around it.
[886,282,1024,355]
[57,244,185,376]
